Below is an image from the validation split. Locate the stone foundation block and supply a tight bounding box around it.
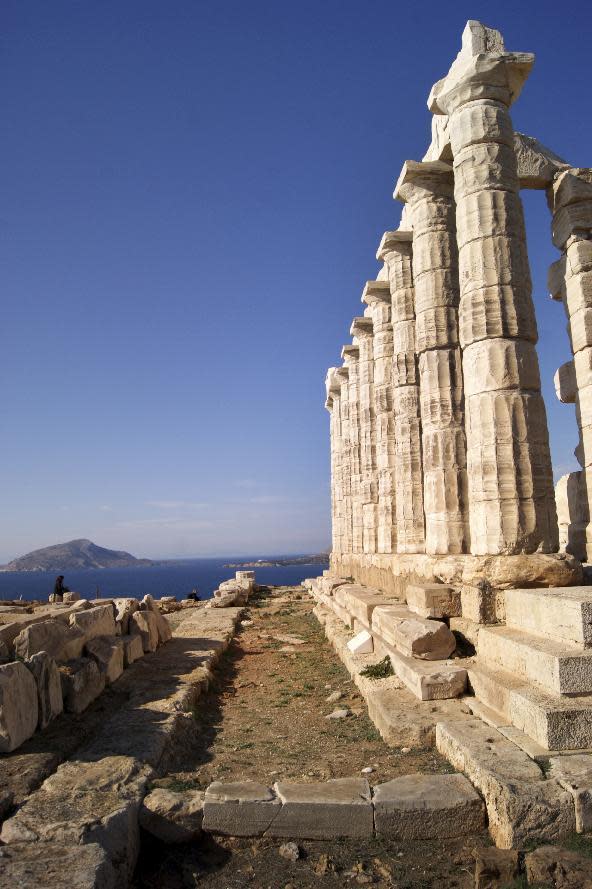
[70,604,117,642]
[0,661,38,752]
[202,782,280,836]
[269,778,373,839]
[60,657,106,714]
[504,586,592,647]
[549,754,592,833]
[0,842,117,889]
[130,611,159,652]
[387,645,467,700]
[373,773,485,839]
[372,605,456,660]
[14,618,86,663]
[140,788,204,843]
[26,650,63,729]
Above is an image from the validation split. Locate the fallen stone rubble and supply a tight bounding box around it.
[0,593,174,753]
[0,600,245,888]
[206,570,256,608]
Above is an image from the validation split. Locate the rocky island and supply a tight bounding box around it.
[0,538,154,572]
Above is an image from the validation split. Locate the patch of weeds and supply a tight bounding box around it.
[564,832,592,859]
[235,742,255,750]
[360,657,394,680]
[166,778,199,792]
[538,757,552,777]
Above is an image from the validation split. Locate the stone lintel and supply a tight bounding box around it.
[514,133,570,190]
[376,230,413,261]
[362,280,391,305]
[394,160,454,203]
[350,316,374,338]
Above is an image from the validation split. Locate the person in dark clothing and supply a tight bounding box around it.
[187,588,200,601]
[52,575,70,601]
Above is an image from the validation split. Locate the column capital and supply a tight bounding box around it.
[350,316,374,338]
[428,20,533,116]
[341,344,359,364]
[394,160,454,203]
[362,280,391,305]
[336,365,349,381]
[376,230,413,261]
[325,366,341,399]
[547,168,592,215]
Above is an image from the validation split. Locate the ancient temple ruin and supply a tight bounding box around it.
[312,19,592,846]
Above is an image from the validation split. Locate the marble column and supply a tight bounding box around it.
[377,230,425,553]
[351,315,377,554]
[362,279,397,553]
[548,168,592,559]
[395,160,468,554]
[429,21,558,554]
[335,364,351,556]
[341,345,361,553]
[325,368,342,556]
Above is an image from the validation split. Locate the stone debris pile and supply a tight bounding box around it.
[0,593,172,752]
[207,570,256,608]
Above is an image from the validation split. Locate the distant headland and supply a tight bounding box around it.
[223,553,330,569]
[0,538,154,572]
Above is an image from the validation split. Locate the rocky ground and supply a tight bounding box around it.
[134,586,484,888]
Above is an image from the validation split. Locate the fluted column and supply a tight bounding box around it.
[429,21,557,554]
[335,364,351,555]
[351,316,377,554]
[341,345,361,553]
[325,368,342,555]
[396,160,468,554]
[377,231,425,553]
[549,168,592,559]
[362,279,397,553]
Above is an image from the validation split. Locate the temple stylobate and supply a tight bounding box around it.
[325,19,592,593]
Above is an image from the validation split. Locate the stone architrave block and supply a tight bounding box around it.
[85,636,124,684]
[130,611,159,653]
[202,782,280,836]
[269,778,373,839]
[70,604,116,642]
[549,754,592,833]
[373,773,485,839]
[347,629,373,655]
[14,619,86,663]
[121,634,144,667]
[0,661,38,752]
[372,605,456,660]
[405,583,461,618]
[59,657,105,714]
[26,651,63,730]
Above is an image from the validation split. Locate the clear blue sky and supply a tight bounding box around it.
[1,1,589,560]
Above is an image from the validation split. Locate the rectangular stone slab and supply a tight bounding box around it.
[202,782,280,837]
[373,773,485,839]
[372,605,456,660]
[268,778,373,839]
[333,585,399,627]
[405,583,461,619]
[477,625,592,695]
[504,587,592,647]
[386,643,466,701]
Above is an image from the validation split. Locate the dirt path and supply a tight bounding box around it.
[135,586,483,889]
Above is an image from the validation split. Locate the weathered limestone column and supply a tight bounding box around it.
[335,364,351,555]
[351,315,377,554]
[362,279,397,553]
[342,345,361,552]
[377,231,425,553]
[325,368,342,556]
[429,21,558,554]
[396,160,468,554]
[549,168,592,559]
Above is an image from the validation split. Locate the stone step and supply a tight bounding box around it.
[468,660,592,751]
[405,583,461,619]
[477,624,592,695]
[374,637,467,701]
[372,605,456,660]
[333,585,400,628]
[504,587,592,647]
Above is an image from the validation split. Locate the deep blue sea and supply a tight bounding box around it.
[0,558,327,603]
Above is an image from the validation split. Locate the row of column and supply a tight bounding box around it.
[326,23,559,557]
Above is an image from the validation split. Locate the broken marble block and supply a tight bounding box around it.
[347,629,374,655]
[14,619,86,663]
[372,606,456,660]
[130,611,159,652]
[121,633,144,667]
[26,650,63,730]
[70,603,116,642]
[59,657,105,714]
[140,788,205,843]
[113,598,139,635]
[85,636,124,684]
[405,584,461,619]
[0,661,38,752]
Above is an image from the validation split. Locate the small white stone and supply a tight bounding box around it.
[401,747,411,754]
[325,690,343,704]
[325,708,350,720]
[279,841,300,862]
[361,767,374,775]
